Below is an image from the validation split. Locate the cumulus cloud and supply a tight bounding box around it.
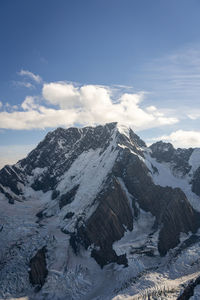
[43,82,80,108]
[0,101,2,109]
[0,82,178,130]
[18,69,42,83]
[21,96,39,110]
[150,130,200,148]
[42,82,178,129]
[0,107,76,130]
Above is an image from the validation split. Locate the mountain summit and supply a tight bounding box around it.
[1,122,200,299]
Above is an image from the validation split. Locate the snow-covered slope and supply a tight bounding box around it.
[1,122,200,300]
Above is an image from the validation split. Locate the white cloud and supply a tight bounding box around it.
[0,108,76,130]
[149,130,200,148]
[0,82,178,130]
[43,82,80,108]
[42,82,178,130]
[2,102,19,112]
[187,110,200,120]
[18,69,42,83]
[13,81,35,89]
[0,101,2,109]
[21,96,38,110]
[146,106,157,112]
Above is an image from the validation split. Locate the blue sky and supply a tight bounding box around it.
[1,0,200,167]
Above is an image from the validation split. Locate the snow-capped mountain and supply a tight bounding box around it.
[1,122,200,300]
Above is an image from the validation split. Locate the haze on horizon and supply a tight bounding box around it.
[1,0,200,168]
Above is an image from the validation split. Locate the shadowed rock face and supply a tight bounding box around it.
[112,148,200,256]
[70,178,133,267]
[150,141,176,163]
[158,193,200,255]
[0,165,25,199]
[177,275,200,300]
[29,247,48,289]
[59,185,79,209]
[150,141,193,176]
[192,167,200,196]
[69,146,200,266]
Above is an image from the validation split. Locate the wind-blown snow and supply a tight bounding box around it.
[117,124,130,139]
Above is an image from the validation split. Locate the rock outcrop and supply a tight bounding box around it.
[71,177,133,267]
[192,166,200,196]
[29,247,48,289]
[150,141,193,176]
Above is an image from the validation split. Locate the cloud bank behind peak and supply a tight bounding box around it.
[0,81,178,131]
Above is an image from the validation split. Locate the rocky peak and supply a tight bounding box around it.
[0,123,144,201]
[21,122,146,176]
[150,141,175,162]
[150,141,194,176]
[1,123,200,299]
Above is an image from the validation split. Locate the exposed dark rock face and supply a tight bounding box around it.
[192,166,200,196]
[71,178,133,267]
[116,129,145,158]
[177,275,200,300]
[64,211,75,219]
[59,185,79,209]
[150,142,200,198]
[0,184,15,204]
[29,247,48,289]
[91,247,128,269]
[0,165,25,203]
[150,141,175,162]
[112,148,200,255]
[150,141,193,176]
[158,190,200,255]
[51,189,60,200]
[129,129,146,148]
[36,209,45,220]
